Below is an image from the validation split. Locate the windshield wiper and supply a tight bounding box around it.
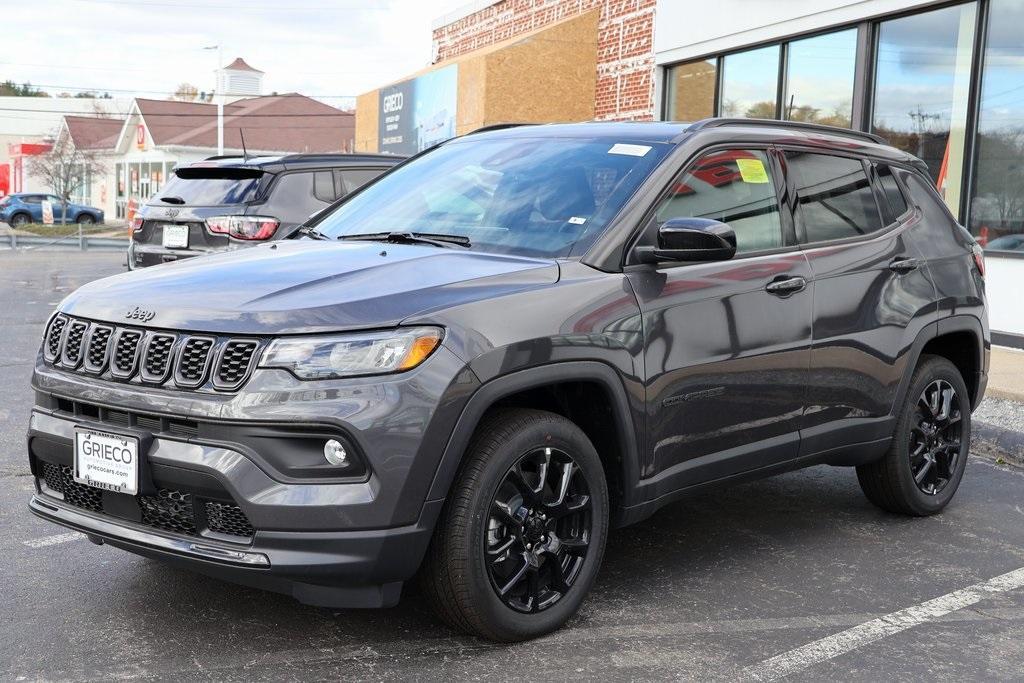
[338,231,471,249]
[297,226,329,240]
[158,196,185,204]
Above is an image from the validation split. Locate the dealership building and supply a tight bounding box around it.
[357,0,1023,346]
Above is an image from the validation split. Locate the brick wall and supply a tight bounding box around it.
[432,0,656,121]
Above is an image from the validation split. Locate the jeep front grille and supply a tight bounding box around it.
[43,317,262,392]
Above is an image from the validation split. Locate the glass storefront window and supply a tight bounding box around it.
[720,45,780,119]
[871,2,977,214]
[784,29,857,128]
[665,58,717,121]
[969,0,1024,251]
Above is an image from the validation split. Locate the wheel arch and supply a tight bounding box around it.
[895,315,987,413]
[424,361,642,523]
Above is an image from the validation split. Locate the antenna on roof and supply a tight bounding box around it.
[239,128,249,162]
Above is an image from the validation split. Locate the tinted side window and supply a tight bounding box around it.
[23,195,42,204]
[654,149,783,254]
[312,171,336,203]
[337,168,386,195]
[875,163,909,222]
[787,152,883,243]
[269,172,330,219]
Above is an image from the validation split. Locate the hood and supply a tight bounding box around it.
[60,241,560,334]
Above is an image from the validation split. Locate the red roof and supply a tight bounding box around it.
[222,57,263,73]
[135,94,353,153]
[64,115,125,150]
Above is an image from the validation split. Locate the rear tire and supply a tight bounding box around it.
[10,213,29,227]
[421,408,609,642]
[857,355,970,516]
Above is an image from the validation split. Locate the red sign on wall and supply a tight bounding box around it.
[136,124,145,150]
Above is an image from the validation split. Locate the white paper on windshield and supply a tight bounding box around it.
[568,216,587,225]
[608,143,651,157]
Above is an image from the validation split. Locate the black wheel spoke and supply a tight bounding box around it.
[484,445,593,614]
[908,379,962,496]
[913,456,934,485]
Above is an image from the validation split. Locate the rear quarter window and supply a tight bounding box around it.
[786,151,883,244]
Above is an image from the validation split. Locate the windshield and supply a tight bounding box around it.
[152,170,263,206]
[313,136,671,258]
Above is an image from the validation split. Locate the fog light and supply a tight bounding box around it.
[324,439,348,466]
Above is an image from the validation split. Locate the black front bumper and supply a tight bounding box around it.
[29,494,440,608]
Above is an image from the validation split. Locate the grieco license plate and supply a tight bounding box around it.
[162,223,189,248]
[74,428,140,495]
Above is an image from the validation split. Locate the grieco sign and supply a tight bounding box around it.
[378,64,458,155]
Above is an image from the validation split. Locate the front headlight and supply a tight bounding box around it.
[260,327,443,380]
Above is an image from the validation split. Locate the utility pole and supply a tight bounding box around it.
[203,44,224,155]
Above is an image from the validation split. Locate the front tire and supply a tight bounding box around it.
[857,355,970,516]
[76,214,95,226]
[421,408,609,641]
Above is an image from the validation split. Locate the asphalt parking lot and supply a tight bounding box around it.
[2,251,1023,681]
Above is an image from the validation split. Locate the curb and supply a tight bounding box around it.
[973,419,1024,467]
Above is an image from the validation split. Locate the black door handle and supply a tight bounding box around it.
[889,258,920,273]
[765,275,807,295]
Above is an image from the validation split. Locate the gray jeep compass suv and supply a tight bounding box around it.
[28,119,989,641]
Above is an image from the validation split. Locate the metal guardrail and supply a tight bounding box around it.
[0,232,129,251]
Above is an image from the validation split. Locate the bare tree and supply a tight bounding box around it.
[28,135,106,225]
[172,83,199,102]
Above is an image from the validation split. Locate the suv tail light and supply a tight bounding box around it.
[206,216,280,241]
[130,216,144,232]
[971,243,985,277]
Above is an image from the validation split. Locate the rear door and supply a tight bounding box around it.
[784,150,936,456]
[626,147,812,495]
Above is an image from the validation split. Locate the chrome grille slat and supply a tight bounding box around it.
[83,324,114,373]
[43,317,259,392]
[213,340,260,390]
[60,320,89,368]
[174,336,215,388]
[140,332,176,383]
[110,328,144,379]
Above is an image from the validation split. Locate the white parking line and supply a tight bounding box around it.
[745,566,1024,681]
[22,532,83,549]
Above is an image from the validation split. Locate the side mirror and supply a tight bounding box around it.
[635,217,737,264]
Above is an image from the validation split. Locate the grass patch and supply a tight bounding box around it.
[8,223,117,238]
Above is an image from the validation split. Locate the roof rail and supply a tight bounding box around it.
[466,122,537,136]
[688,118,887,145]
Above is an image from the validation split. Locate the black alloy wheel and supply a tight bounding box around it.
[909,379,962,495]
[857,355,970,516]
[77,214,95,225]
[485,446,592,613]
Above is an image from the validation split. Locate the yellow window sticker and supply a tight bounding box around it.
[736,158,769,184]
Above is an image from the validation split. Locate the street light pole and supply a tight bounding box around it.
[203,44,224,155]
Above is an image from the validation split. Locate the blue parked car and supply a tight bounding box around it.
[0,193,104,227]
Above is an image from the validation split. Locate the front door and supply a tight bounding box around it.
[626,147,812,498]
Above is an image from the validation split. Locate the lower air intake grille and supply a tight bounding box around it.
[41,462,103,512]
[205,501,256,538]
[138,489,197,536]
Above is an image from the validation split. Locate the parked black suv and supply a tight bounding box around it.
[128,153,401,268]
[29,119,989,642]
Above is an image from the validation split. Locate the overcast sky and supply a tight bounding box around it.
[3,0,470,108]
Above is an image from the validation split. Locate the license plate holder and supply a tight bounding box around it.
[162,223,189,249]
[73,427,140,496]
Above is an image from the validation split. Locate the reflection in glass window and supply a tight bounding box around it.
[787,152,882,243]
[969,0,1024,251]
[655,149,782,253]
[784,29,857,128]
[665,59,717,121]
[720,46,780,119]
[871,3,977,214]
